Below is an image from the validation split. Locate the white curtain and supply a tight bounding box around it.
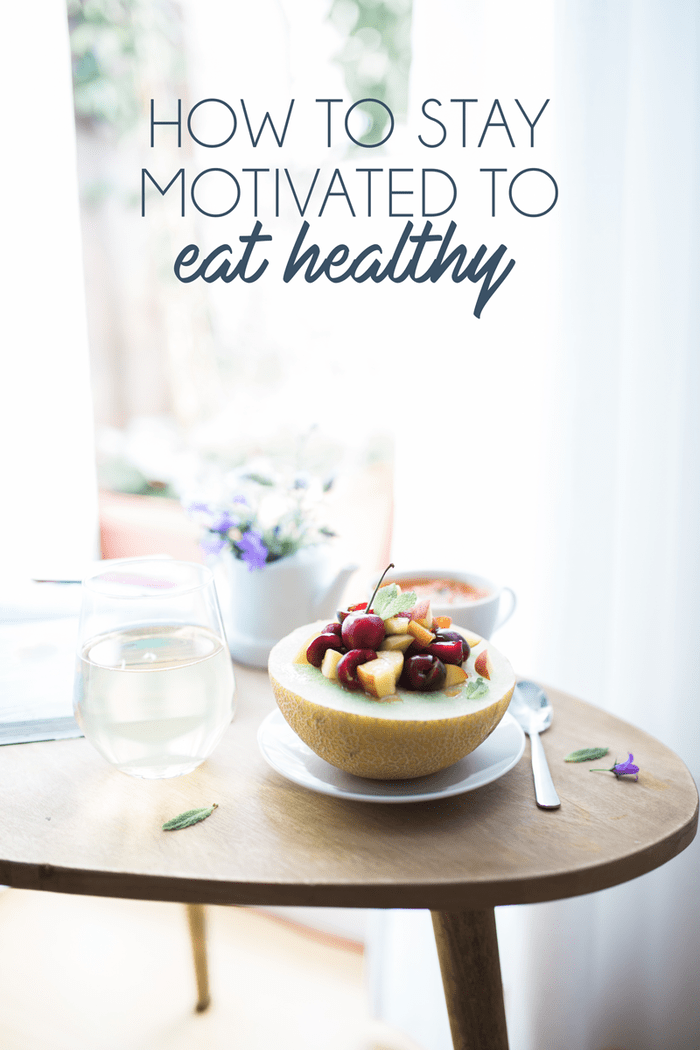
[0,0,99,580]
[379,2,700,1049]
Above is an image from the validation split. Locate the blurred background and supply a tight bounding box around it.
[1,2,699,1050]
[50,0,560,675]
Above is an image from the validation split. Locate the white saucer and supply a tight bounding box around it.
[257,708,525,804]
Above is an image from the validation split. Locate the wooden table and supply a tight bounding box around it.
[1,666,697,1050]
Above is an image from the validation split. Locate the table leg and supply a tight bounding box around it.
[186,903,211,1012]
[431,909,509,1050]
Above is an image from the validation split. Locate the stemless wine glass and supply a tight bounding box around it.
[73,558,236,779]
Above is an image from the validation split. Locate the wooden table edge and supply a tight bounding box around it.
[2,794,696,907]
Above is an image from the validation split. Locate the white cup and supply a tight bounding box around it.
[378,569,516,640]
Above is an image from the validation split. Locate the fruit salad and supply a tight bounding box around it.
[300,565,492,702]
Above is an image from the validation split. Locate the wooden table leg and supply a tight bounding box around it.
[431,909,509,1050]
[186,903,211,1012]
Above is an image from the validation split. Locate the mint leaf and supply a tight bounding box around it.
[374,584,417,620]
[464,677,489,700]
[162,803,218,831]
[564,747,609,763]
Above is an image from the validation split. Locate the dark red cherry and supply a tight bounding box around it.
[306,633,344,668]
[399,654,447,692]
[341,613,385,651]
[434,629,470,662]
[425,638,464,666]
[337,648,377,691]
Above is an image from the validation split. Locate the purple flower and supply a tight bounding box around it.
[211,510,238,533]
[237,529,268,571]
[199,532,227,557]
[187,501,216,527]
[591,752,640,780]
[612,754,640,779]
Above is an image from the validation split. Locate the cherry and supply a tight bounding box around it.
[426,638,464,666]
[336,601,368,624]
[337,648,377,691]
[434,629,470,662]
[306,632,345,668]
[321,622,343,637]
[399,654,447,692]
[341,612,385,650]
[338,562,397,642]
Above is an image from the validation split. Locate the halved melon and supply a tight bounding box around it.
[268,622,515,780]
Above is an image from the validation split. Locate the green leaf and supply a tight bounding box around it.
[564,747,610,763]
[162,804,218,831]
[373,584,417,620]
[464,677,489,700]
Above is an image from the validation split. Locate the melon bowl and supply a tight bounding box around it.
[268,622,516,780]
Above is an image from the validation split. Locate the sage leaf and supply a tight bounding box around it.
[162,803,218,831]
[464,677,489,700]
[564,747,609,763]
[373,585,417,621]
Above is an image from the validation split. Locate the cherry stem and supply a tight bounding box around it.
[367,563,395,613]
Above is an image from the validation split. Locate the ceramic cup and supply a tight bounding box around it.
[378,569,516,640]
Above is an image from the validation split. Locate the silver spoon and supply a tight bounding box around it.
[510,680,560,809]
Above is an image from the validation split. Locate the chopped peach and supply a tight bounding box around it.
[406,620,435,647]
[433,615,452,629]
[411,598,433,629]
[443,664,468,687]
[463,631,483,648]
[378,650,404,679]
[357,658,400,699]
[384,616,412,635]
[321,648,343,680]
[379,633,414,653]
[474,648,493,680]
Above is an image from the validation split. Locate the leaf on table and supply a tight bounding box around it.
[564,747,609,763]
[162,803,218,831]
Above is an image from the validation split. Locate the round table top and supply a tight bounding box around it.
[1,665,697,910]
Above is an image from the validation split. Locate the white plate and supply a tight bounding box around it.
[257,708,525,804]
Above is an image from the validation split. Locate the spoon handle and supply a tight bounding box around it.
[529,730,561,809]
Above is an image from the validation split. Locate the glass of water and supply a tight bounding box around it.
[73,558,236,779]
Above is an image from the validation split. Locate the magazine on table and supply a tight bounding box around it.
[0,615,82,745]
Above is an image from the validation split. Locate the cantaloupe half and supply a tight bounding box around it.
[268,622,515,780]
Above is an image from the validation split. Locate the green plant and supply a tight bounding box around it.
[328,0,413,145]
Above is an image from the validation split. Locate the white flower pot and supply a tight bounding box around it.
[221,547,357,668]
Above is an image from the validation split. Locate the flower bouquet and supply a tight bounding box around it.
[185,461,357,666]
[188,465,337,571]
